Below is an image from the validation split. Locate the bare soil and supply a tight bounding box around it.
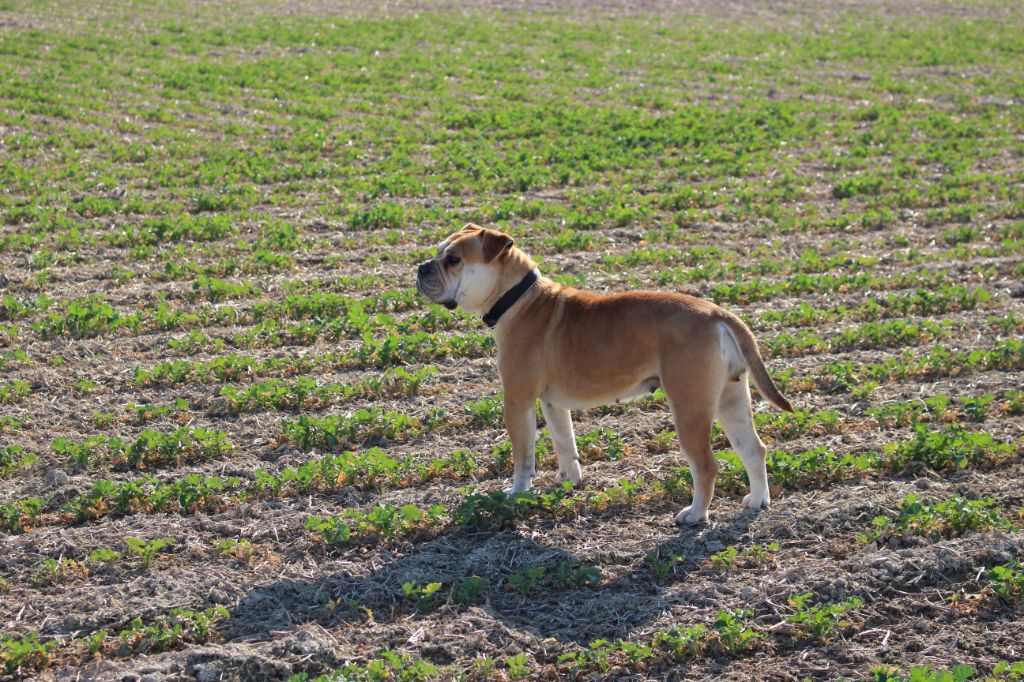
[1,0,1023,680]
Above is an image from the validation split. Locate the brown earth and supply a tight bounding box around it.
[1,0,1023,680]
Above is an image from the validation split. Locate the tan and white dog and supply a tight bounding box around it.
[416,224,794,524]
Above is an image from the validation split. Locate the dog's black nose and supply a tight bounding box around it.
[418,261,432,276]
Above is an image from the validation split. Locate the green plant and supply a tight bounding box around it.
[785,592,864,639]
[454,490,520,529]
[290,650,439,681]
[305,515,352,544]
[0,379,29,403]
[851,380,879,401]
[217,538,257,562]
[465,395,503,427]
[986,562,1024,609]
[305,503,444,546]
[281,409,423,452]
[992,661,1024,679]
[508,566,546,595]
[32,557,89,586]
[551,561,601,588]
[867,664,979,682]
[452,576,487,605]
[713,609,762,654]
[83,630,107,655]
[73,378,100,394]
[644,551,683,582]
[1,496,45,533]
[505,653,531,679]
[882,425,1017,473]
[402,581,443,609]
[961,394,994,422]
[862,493,1016,544]
[123,536,176,567]
[710,542,780,569]
[651,624,708,660]
[117,607,229,653]
[92,411,117,428]
[0,632,59,674]
[89,548,122,563]
[0,445,36,475]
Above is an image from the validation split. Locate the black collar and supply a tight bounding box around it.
[482,269,540,328]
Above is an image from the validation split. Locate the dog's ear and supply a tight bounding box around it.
[460,223,484,233]
[481,229,514,263]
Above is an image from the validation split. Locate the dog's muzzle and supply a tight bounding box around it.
[416,260,437,296]
[416,261,457,309]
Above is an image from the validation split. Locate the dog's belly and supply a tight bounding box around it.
[541,375,660,411]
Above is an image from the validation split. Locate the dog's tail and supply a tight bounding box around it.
[719,313,795,413]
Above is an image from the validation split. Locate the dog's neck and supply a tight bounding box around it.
[482,268,540,328]
[477,247,542,328]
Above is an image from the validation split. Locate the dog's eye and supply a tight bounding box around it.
[445,254,461,266]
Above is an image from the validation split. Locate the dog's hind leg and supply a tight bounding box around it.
[667,397,718,525]
[718,375,771,511]
[503,396,537,494]
[541,401,582,486]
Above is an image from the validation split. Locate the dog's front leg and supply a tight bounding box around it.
[503,396,537,494]
[541,401,582,486]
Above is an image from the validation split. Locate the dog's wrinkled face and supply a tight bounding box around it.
[415,224,513,315]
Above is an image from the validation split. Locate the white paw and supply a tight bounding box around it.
[554,466,582,486]
[742,492,771,510]
[504,483,531,495]
[675,505,709,525]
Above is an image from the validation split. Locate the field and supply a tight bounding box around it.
[1,0,1024,679]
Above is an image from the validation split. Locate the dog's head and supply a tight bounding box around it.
[416,224,515,314]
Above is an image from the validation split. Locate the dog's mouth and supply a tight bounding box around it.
[415,270,456,310]
[415,275,438,298]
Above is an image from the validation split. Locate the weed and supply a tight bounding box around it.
[465,395,503,427]
[508,566,546,596]
[123,537,176,567]
[785,592,864,639]
[452,576,487,605]
[862,493,1016,544]
[710,542,780,569]
[305,503,444,546]
[83,630,106,655]
[547,560,601,588]
[985,562,1024,610]
[117,607,229,653]
[644,552,684,582]
[867,664,980,681]
[1,496,45,533]
[281,410,423,451]
[0,632,59,674]
[883,425,1017,473]
[713,609,763,654]
[401,581,444,609]
[0,445,36,475]
[506,653,532,679]
[289,650,438,681]
[88,548,123,563]
[0,379,29,403]
[33,557,89,586]
[217,538,258,563]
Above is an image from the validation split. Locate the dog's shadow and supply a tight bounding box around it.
[228,502,763,658]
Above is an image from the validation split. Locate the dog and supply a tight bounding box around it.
[416,224,794,524]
